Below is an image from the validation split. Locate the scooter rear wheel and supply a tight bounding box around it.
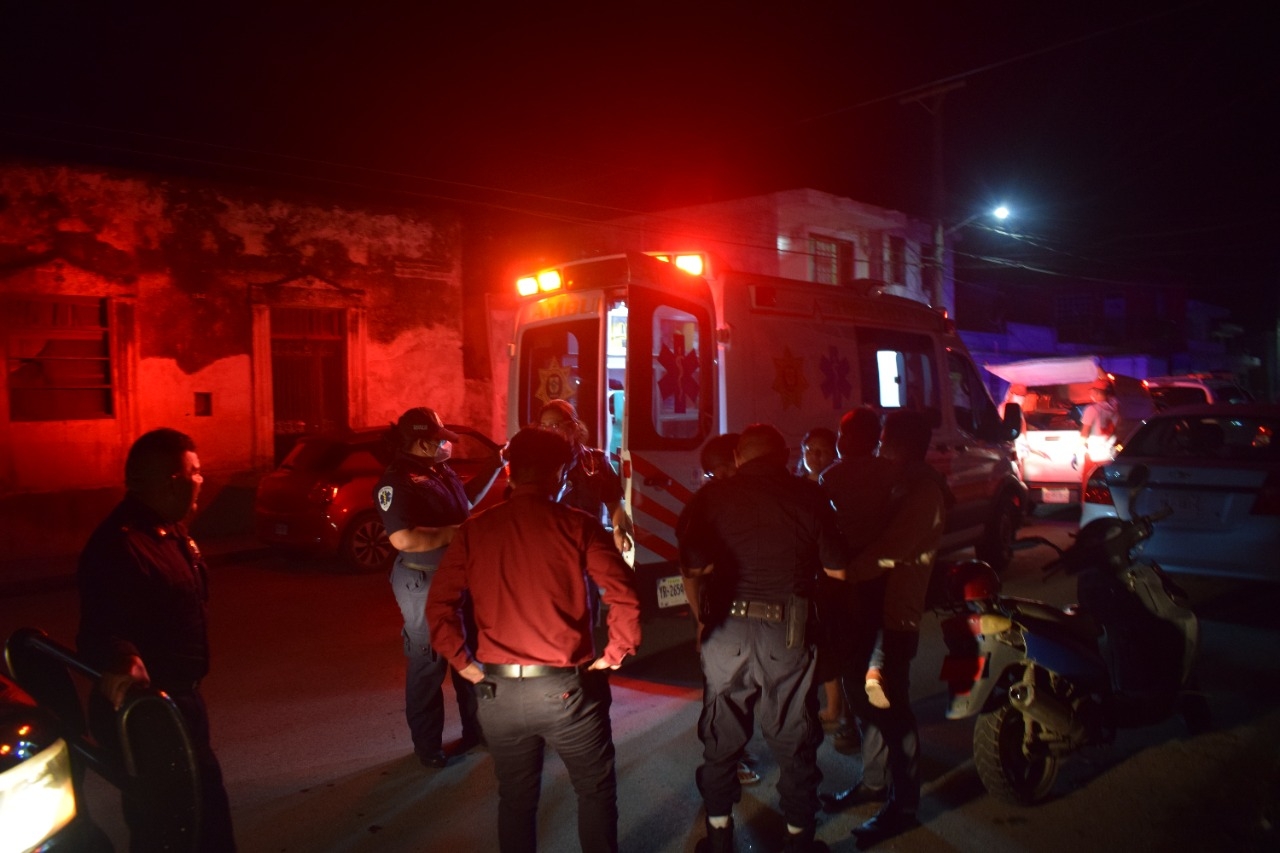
[974,701,1060,805]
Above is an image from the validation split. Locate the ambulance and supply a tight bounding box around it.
[507,251,1024,615]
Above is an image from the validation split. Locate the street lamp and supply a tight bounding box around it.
[930,205,1011,311]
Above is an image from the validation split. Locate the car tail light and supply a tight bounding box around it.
[1250,472,1280,516]
[1083,466,1114,506]
[306,482,340,505]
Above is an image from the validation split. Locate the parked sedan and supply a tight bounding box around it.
[254,424,506,572]
[1080,404,1280,581]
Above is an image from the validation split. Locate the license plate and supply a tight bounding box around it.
[275,523,288,536]
[939,654,986,683]
[1041,487,1071,504]
[656,574,687,608]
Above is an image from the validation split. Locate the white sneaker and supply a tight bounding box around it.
[865,676,890,709]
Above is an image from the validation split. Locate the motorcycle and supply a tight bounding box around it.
[932,465,1207,804]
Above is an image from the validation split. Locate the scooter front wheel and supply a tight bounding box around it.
[974,701,1060,805]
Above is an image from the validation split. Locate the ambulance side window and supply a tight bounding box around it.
[652,305,702,439]
[856,328,938,415]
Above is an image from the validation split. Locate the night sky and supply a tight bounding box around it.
[3,1,1276,318]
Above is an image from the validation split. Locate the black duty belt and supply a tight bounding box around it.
[484,663,581,678]
[728,599,785,622]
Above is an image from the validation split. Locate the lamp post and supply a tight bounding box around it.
[930,205,1010,312]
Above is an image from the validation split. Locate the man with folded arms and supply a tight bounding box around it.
[427,426,641,853]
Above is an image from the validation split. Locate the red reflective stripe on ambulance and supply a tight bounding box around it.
[630,491,682,529]
[628,453,696,504]
[634,529,679,561]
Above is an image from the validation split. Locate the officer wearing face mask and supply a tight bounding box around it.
[376,406,502,768]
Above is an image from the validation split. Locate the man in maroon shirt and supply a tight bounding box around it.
[427,427,642,853]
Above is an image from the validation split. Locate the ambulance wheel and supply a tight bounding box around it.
[342,511,394,573]
[976,495,1020,574]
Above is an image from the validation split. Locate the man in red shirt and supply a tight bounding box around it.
[427,427,642,853]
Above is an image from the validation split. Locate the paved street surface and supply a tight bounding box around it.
[3,510,1278,852]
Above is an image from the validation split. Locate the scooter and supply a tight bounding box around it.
[932,465,1206,804]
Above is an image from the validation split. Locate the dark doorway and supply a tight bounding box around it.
[271,307,348,462]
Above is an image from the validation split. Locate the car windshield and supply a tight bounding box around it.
[1124,414,1280,462]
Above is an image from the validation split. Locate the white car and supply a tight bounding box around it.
[1080,404,1280,581]
[1144,373,1254,410]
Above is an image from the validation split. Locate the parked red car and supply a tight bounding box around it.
[253,424,506,572]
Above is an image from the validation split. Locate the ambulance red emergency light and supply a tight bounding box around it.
[507,251,1023,616]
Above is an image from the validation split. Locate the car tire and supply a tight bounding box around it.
[341,511,394,574]
[975,493,1021,574]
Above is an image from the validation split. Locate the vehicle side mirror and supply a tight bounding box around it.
[1001,402,1022,440]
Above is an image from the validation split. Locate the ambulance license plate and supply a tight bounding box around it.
[656,575,687,608]
[1041,487,1071,504]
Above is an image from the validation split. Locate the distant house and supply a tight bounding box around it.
[542,188,940,306]
[0,161,490,560]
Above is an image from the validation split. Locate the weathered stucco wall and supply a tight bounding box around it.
[0,161,476,558]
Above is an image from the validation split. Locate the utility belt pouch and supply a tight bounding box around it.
[786,595,810,649]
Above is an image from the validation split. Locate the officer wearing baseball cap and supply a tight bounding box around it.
[376,406,502,767]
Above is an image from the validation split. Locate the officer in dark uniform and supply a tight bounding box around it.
[678,424,849,853]
[376,406,502,768]
[77,427,237,852]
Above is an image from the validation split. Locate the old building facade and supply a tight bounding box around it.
[1,162,488,559]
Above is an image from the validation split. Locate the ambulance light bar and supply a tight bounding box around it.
[515,270,563,297]
[649,253,704,277]
[514,252,704,297]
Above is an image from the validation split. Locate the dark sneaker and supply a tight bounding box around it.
[416,748,448,768]
[851,808,919,847]
[782,825,829,852]
[819,782,888,813]
[694,818,735,853]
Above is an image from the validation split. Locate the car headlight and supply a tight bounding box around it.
[0,738,78,853]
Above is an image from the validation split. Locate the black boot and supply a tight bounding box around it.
[782,824,829,852]
[695,817,734,853]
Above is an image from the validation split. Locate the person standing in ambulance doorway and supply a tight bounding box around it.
[376,406,502,768]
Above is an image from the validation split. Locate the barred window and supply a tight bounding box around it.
[4,296,114,421]
[810,236,853,285]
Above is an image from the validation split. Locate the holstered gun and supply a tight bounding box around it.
[786,595,811,650]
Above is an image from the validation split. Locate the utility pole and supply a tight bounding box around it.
[900,81,964,312]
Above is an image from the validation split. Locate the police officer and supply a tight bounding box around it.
[678,424,849,853]
[376,406,502,767]
[77,427,237,851]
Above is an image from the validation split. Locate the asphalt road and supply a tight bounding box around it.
[4,510,1278,852]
